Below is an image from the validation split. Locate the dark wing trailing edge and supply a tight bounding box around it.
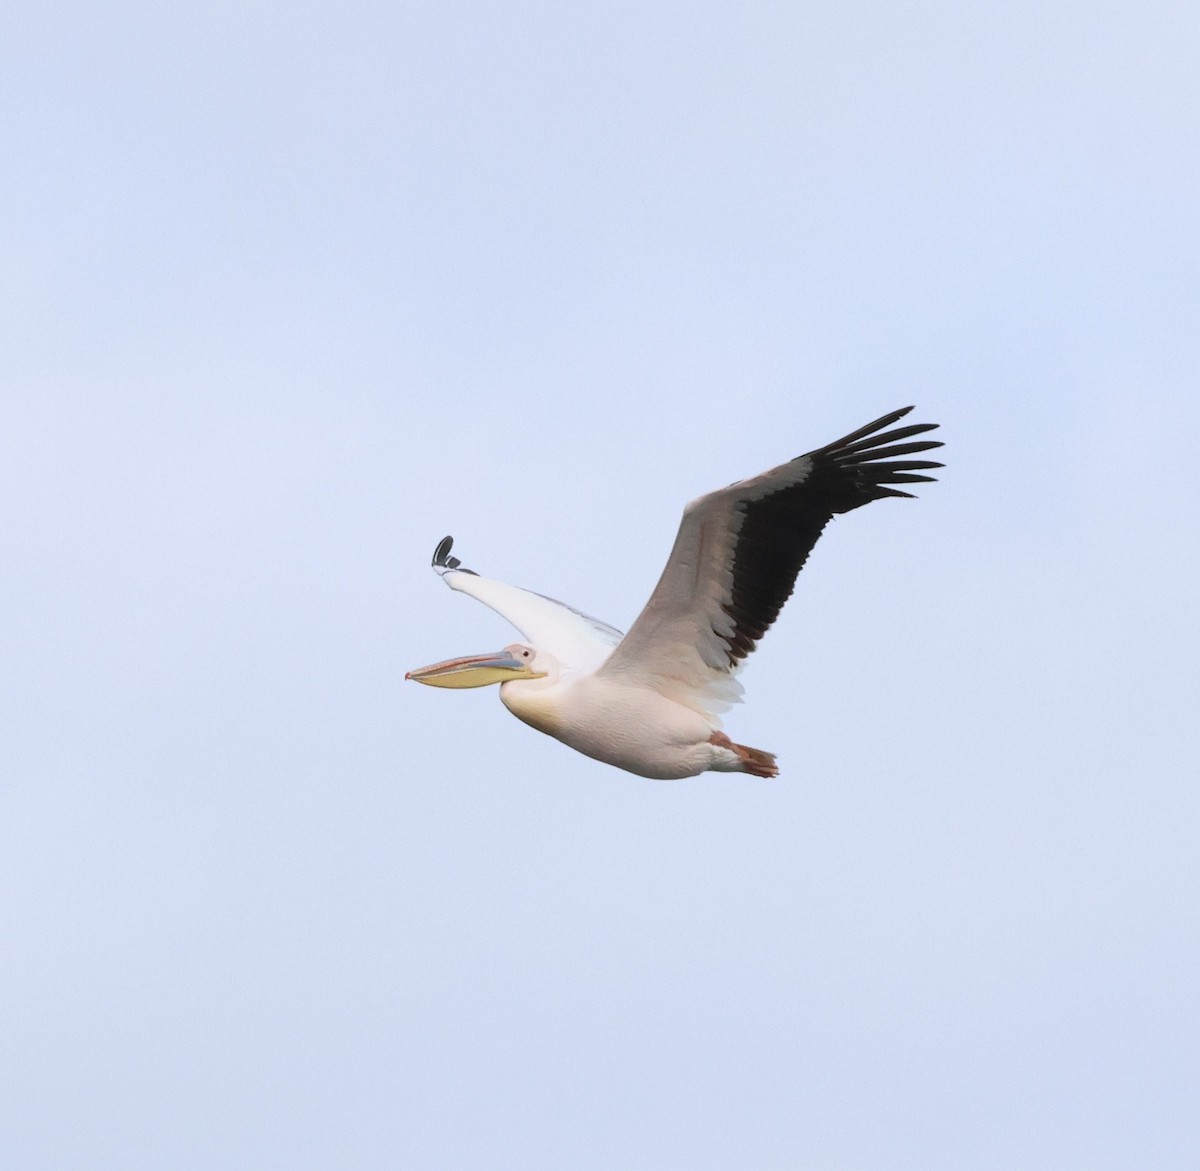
[721,405,942,665]
[597,406,943,712]
[431,535,477,576]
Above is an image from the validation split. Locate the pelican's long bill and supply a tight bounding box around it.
[405,649,545,689]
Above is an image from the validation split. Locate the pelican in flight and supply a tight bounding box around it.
[407,406,942,779]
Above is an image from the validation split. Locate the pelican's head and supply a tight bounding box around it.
[405,642,549,689]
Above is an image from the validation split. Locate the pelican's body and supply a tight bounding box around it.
[501,674,741,780]
[407,406,943,779]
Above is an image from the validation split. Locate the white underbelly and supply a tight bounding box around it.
[503,675,718,779]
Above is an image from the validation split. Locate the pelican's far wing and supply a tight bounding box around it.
[430,536,622,673]
[596,406,943,717]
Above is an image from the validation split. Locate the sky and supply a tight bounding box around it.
[2,1,1198,1167]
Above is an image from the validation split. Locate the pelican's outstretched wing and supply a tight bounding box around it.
[596,406,943,717]
[430,537,622,673]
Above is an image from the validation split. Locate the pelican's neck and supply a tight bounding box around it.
[499,677,564,737]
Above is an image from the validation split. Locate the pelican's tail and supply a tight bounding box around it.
[733,742,779,778]
[708,732,779,778]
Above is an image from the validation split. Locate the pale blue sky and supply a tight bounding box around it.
[3,1,1198,1167]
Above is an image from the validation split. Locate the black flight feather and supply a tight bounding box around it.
[717,406,943,667]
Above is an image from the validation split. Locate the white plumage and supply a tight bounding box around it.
[407,406,943,779]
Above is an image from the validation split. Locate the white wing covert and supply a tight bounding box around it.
[431,537,622,674]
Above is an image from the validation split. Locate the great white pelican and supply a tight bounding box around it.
[407,406,942,779]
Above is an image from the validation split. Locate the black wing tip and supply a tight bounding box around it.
[808,406,940,458]
[432,535,477,573]
[863,404,932,432]
[791,405,946,512]
[866,405,938,431]
[818,407,943,465]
